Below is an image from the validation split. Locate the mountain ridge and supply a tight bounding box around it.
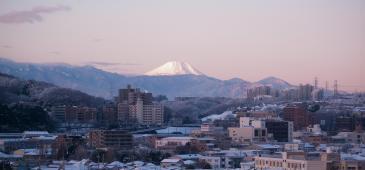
[0,72,107,107]
[0,58,294,99]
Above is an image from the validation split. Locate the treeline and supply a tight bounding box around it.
[0,103,55,132]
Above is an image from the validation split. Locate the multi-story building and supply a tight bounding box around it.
[331,131,365,144]
[298,84,314,101]
[52,106,97,123]
[228,127,255,143]
[336,116,355,132]
[128,98,164,125]
[191,123,230,149]
[117,85,164,125]
[254,152,339,170]
[0,131,55,153]
[102,104,117,125]
[228,117,267,143]
[155,137,196,149]
[283,104,313,131]
[202,149,248,169]
[88,130,132,150]
[341,160,365,170]
[199,123,224,135]
[65,106,97,123]
[312,89,324,101]
[247,86,271,99]
[51,105,66,122]
[52,134,85,159]
[266,120,293,142]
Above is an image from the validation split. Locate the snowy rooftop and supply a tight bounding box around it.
[161,158,182,163]
[23,131,49,135]
[175,154,202,159]
[341,153,365,161]
[258,144,282,149]
[162,136,195,140]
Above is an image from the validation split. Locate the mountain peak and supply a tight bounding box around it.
[145,61,204,76]
[257,76,292,89]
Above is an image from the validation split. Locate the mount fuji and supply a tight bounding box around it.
[145,61,204,76]
[0,58,294,99]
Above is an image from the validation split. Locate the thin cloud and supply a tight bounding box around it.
[87,61,141,67]
[0,5,71,24]
[2,45,12,48]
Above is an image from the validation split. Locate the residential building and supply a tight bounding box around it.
[51,105,66,122]
[266,120,293,142]
[331,131,365,144]
[341,160,365,170]
[102,104,117,125]
[228,127,254,143]
[65,106,97,123]
[298,84,314,101]
[202,149,248,169]
[247,86,271,99]
[117,85,164,125]
[254,152,338,170]
[160,158,184,168]
[155,137,196,149]
[336,116,355,132]
[88,130,132,150]
[283,104,313,130]
[228,117,267,143]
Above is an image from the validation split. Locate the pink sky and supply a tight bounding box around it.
[0,0,364,92]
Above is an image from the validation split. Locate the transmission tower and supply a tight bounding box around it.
[314,77,318,89]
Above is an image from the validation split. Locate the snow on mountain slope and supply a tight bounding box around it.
[145,61,204,76]
[257,76,292,89]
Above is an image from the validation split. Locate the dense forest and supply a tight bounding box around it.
[0,103,55,132]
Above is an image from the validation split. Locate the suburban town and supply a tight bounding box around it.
[1,0,364,169]
[1,82,365,169]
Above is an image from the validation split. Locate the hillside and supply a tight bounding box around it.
[0,103,55,132]
[164,97,246,123]
[0,72,106,107]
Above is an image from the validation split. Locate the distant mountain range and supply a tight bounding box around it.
[0,58,294,99]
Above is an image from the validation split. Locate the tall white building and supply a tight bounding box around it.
[229,117,267,143]
[117,85,164,125]
[129,97,164,125]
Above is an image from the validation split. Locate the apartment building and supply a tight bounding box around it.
[89,130,133,149]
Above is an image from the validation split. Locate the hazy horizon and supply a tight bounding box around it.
[1,0,364,92]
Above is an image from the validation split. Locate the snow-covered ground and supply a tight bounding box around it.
[201,111,235,122]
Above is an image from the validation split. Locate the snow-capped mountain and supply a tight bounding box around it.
[145,61,204,76]
[256,76,293,89]
[0,58,295,99]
